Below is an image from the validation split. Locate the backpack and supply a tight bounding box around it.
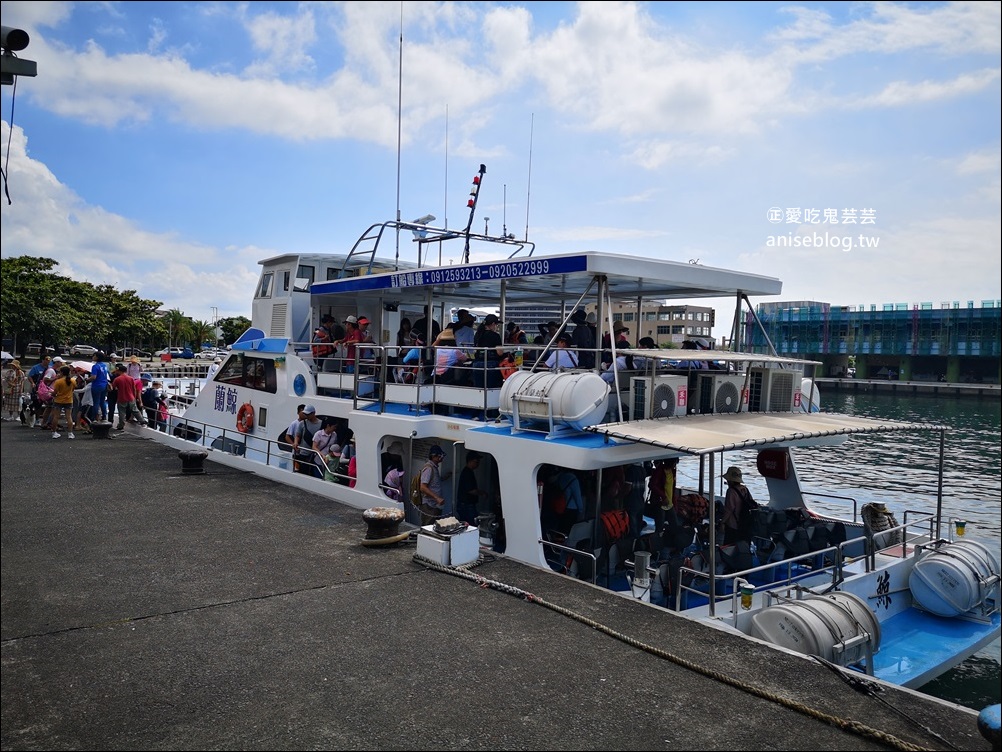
[737,486,760,534]
[410,470,424,506]
[141,386,158,409]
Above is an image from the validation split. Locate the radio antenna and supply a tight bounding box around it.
[394,1,403,268]
[524,113,534,242]
[444,104,449,231]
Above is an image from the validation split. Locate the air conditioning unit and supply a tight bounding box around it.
[695,373,747,415]
[747,367,802,413]
[629,375,688,420]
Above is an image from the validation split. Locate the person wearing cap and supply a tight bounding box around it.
[454,309,477,354]
[455,450,488,525]
[472,313,505,388]
[140,374,160,425]
[206,357,223,381]
[544,332,579,371]
[418,445,449,525]
[355,315,376,365]
[312,315,336,372]
[333,317,364,374]
[719,466,756,545]
[292,405,323,476]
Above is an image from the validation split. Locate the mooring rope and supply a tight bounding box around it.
[413,553,937,752]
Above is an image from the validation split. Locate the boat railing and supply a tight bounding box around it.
[306,342,514,416]
[539,537,598,585]
[801,491,859,522]
[676,511,939,618]
[338,220,538,276]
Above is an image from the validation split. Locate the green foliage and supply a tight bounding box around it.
[0,255,225,356]
[218,316,251,345]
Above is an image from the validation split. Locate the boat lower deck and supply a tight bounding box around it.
[871,607,1002,688]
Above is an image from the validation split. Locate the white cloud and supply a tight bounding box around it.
[0,122,260,319]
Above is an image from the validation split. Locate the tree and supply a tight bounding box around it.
[188,319,214,350]
[163,309,189,348]
[218,316,251,345]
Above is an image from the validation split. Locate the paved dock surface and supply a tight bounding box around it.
[1,421,990,751]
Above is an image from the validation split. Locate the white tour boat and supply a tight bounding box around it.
[145,205,1000,695]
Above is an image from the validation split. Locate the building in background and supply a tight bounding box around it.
[747,299,1001,383]
[505,302,715,348]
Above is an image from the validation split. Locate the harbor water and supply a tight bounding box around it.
[682,389,1001,710]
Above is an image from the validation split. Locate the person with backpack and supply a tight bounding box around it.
[415,445,448,526]
[719,465,757,545]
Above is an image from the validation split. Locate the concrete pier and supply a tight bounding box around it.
[0,420,991,751]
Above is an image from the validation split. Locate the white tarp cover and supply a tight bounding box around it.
[586,412,946,455]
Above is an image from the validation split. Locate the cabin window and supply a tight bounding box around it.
[297,264,316,288]
[283,271,291,292]
[257,272,274,299]
[214,354,277,394]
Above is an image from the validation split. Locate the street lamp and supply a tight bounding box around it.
[484,216,490,236]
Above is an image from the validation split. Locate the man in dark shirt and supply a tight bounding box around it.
[456,451,486,525]
[570,309,596,368]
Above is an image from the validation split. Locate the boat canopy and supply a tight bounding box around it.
[586,412,948,455]
[309,251,783,306]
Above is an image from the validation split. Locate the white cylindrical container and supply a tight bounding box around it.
[500,371,610,430]
[909,540,1001,617]
[749,592,881,666]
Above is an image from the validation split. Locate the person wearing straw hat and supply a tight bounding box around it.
[2,358,24,421]
[720,466,756,545]
[432,326,469,385]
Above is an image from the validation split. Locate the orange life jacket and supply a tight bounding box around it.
[312,327,333,358]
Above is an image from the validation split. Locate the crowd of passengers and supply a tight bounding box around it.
[308,306,705,388]
[538,459,768,585]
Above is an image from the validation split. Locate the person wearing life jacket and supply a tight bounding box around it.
[312,315,335,371]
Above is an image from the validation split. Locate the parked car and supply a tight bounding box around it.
[120,348,152,359]
[156,347,195,359]
[69,344,100,356]
[26,343,56,356]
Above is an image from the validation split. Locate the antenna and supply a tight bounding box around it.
[394,2,403,268]
[444,104,449,231]
[524,113,534,242]
[503,184,507,238]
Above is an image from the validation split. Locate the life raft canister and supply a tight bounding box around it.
[236,402,255,433]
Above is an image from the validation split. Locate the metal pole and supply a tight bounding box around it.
[707,451,717,617]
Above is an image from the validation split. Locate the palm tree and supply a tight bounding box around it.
[188,320,215,351]
[163,309,188,349]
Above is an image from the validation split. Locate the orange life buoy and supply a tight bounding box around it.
[236,402,254,433]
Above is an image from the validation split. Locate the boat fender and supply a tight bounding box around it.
[236,402,255,433]
[977,704,1000,750]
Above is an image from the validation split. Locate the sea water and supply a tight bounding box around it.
[681,390,1001,710]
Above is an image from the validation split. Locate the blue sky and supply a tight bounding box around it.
[2,1,999,338]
